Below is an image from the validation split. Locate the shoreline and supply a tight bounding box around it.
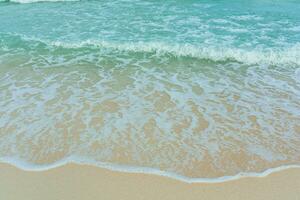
[1,158,300,183]
[1,162,300,200]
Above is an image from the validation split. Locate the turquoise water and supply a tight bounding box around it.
[0,0,300,180]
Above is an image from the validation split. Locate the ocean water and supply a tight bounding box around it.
[0,0,300,181]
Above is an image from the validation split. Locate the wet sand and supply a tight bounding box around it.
[0,163,299,200]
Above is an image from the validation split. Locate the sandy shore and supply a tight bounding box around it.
[0,163,299,200]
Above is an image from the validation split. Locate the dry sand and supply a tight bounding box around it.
[0,163,299,200]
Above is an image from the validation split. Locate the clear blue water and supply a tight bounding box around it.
[0,0,300,180]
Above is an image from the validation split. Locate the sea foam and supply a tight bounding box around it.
[51,40,300,66]
[2,33,300,67]
[1,157,300,183]
[1,0,300,183]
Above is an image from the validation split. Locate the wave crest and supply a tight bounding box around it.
[2,33,300,66]
[51,40,300,66]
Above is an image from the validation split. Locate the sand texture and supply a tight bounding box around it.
[0,163,300,200]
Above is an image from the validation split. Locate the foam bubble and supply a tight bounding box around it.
[295,68,300,81]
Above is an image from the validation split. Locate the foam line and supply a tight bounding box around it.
[2,33,300,66]
[52,40,300,66]
[1,157,300,183]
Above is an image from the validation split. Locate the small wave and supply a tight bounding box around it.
[1,157,300,183]
[48,40,300,66]
[2,33,300,66]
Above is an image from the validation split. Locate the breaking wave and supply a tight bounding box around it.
[2,33,300,66]
[52,40,300,66]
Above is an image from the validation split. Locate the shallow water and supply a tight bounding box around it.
[0,0,300,180]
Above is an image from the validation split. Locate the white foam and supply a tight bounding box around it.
[295,68,300,81]
[0,157,300,183]
[50,40,300,66]
[5,33,300,66]
[1,33,300,182]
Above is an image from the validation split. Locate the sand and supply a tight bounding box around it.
[0,163,300,200]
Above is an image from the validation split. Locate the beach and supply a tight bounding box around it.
[1,163,300,200]
[1,1,300,199]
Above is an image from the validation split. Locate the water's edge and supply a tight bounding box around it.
[1,157,300,183]
[1,0,300,184]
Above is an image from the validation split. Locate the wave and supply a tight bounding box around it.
[1,157,300,183]
[53,40,300,66]
[2,33,300,66]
